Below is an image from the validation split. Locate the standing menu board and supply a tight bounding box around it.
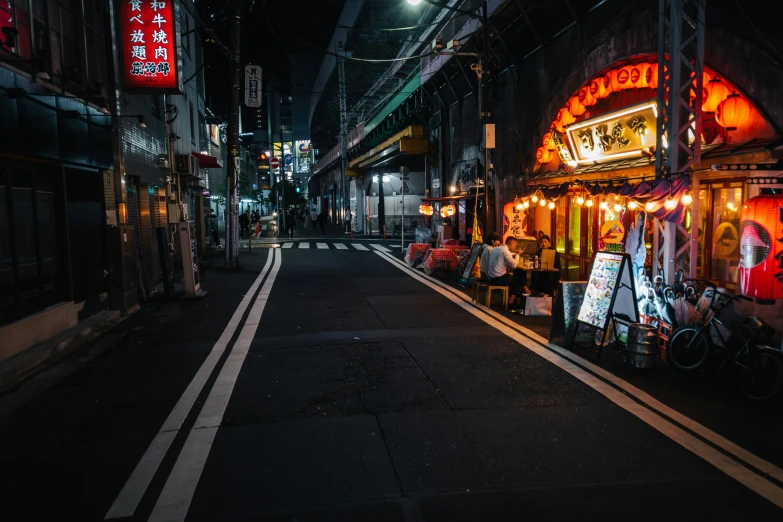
[571,252,639,359]
[459,243,484,287]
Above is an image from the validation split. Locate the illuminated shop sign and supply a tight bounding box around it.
[121,0,181,92]
[566,101,657,165]
[209,124,220,146]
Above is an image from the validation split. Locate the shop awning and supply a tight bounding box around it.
[421,193,484,202]
[192,152,223,168]
[348,125,429,170]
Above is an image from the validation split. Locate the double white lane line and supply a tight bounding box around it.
[373,250,783,511]
[106,249,282,521]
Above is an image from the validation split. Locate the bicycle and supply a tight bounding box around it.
[667,279,783,400]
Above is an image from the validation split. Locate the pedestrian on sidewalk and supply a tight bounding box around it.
[286,209,296,239]
[239,210,249,239]
[304,210,313,230]
[210,210,221,248]
[318,210,326,234]
[311,208,318,230]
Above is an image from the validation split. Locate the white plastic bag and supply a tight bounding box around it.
[524,295,552,316]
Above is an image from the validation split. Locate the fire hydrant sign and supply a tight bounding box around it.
[121,0,181,92]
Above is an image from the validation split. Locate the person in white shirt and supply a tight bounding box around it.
[479,232,502,281]
[488,236,526,304]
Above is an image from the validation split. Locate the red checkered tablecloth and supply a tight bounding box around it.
[422,248,459,274]
[441,244,469,256]
[405,243,431,267]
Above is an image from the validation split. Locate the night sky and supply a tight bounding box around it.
[200,0,345,120]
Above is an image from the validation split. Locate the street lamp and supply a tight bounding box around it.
[406,0,422,4]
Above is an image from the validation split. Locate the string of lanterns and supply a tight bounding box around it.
[511,187,695,212]
[535,61,754,166]
[418,202,458,218]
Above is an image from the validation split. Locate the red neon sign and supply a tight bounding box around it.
[120,0,179,92]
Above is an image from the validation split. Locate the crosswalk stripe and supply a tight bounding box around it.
[352,244,369,251]
[316,243,328,249]
[333,243,348,250]
[370,244,391,253]
[282,243,293,248]
[298,242,309,249]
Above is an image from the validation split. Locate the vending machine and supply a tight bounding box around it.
[178,220,205,297]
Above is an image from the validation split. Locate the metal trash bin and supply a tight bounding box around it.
[624,323,659,369]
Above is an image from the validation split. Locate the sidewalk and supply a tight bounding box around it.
[396,251,783,472]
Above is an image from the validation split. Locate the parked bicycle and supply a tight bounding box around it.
[667,279,783,400]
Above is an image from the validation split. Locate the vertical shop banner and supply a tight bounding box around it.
[245,65,262,107]
[121,0,181,92]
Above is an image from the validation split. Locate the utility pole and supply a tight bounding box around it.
[337,41,348,230]
[225,0,242,269]
[279,129,285,230]
[480,1,490,236]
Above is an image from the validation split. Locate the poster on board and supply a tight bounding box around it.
[571,252,639,359]
[550,282,592,345]
[459,243,484,287]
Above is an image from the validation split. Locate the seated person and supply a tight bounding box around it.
[479,232,502,281]
[488,236,526,305]
[536,234,561,269]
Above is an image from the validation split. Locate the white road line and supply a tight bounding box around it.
[104,251,275,520]
[376,250,783,484]
[352,244,369,251]
[333,243,348,250]
[374,251,783,510]
[316,243,329,249]
[281,242,293,248]
[370,244,391,253]
[148,250,283,522]
[298,242,309,249]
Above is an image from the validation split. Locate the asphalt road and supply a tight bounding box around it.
[1,238,782,522]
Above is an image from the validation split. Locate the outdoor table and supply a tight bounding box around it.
[441,244,470,256]
[406,243,431,267]
[529,268,560,295]
[421,248,460,275]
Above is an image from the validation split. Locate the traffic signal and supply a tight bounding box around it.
[259,152,268,162]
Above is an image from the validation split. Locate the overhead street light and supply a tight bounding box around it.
[406,0,422,4]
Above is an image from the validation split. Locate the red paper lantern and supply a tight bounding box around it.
[702,75,731,113]
[536,146,553,164]
[568,95,586,117]
[556,107,576,131]
[716,92,751,131]
[739,189,783,300]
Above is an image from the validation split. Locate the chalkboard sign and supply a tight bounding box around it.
[459,243,484,287]
[571,251,639,360]
[550,282,591,345]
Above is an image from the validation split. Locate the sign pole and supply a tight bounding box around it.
[225,0,241,270]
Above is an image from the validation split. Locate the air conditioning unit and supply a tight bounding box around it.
[174,154,193,175]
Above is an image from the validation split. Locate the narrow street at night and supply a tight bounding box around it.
[1,236,783,521]
[3,0,783,520]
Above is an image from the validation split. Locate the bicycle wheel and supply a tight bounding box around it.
[668,325,711,372]
[738,352,783,401]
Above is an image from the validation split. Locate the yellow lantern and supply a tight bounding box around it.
[716,92,751,131]
[542,132,554,150]
[599,73,612,98]
[578,86,597,108]
[647,63,659,90]
[568,95,586,117]
[559,107,576,128]
[536,146,553,164]
[445,203,456,217]
[702,75,730,113]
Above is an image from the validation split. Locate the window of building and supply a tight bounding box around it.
[183,13,190,55]
[708,182,744,289]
